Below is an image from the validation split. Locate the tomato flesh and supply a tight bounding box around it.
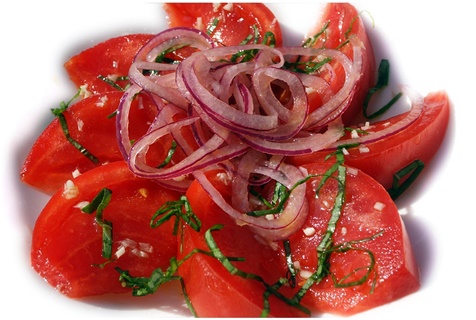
[20,91,158,194]
[179,170,307,317]
[289,162,420,315]
[21,3,439,316]
[163,3,283,47]
[306,3,376,125]
[290,91,451,190]
[31,161,181,298]
[180,163,420,316]
[64,34,153,94]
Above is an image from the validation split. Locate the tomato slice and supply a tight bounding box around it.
[288,162,419,315]
[179,163,419,316]
[163,3,283,47]
[20,91,158,194]
[289,91,451,190]
[179,169,307,317]
[64,34,153,94]
[305,3,376,125]
[31,161,181,298]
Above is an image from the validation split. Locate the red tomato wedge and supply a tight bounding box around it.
[31,161,181,298]
[20,91,158,194]
[65,34,153,94]
[289,91,451,190]
[163,3,283,47]
[179,163,419,316]
[179,169,308,317]
[306,3,376,125]
[289,162,420,315]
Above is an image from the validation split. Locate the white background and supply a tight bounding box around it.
[1,1,472,318]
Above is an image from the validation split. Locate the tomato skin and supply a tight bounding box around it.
[289,91,451,190]
[163,3,283,47]
[180,162,419,316]
[20,91,158,194]
[289,162,420,315]
[31,161,181,298]
[179,170,307,317]
[64,34,153,94]
[306,3,376,125]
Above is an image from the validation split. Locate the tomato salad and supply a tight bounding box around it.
[20,3,450,317]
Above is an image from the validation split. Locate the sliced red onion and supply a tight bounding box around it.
[134,27,214,63]
[129,61,189,108]
[237,119,344,155]
[128,119,249,181]
[194,162,309,241]
[279,36,363,130]
[116,84,151,158]
[328,86,424,148]
[114,28,397,242]
[179,51,280,133]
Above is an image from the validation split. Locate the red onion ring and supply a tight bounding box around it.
[194,161,309,241]
[115,27,415,241]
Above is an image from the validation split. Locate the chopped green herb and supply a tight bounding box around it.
[116,255,198,316]
[246,179,305,217]
[115,224,247,317]
[363,59,403,119]
[229,26,276,63]
[207,17,220,35]
[302,21,329,48]
[51,91,99,164]
[330,232,382,293]
[81,188,113,259]
[283,57,332,74]
[388,159,425,200]
[283,239,297,288]
[204,224,310,316]
[154,44,189,65]
[157,140,177,169]
[97,74,129,91]
[151,195,202,235]
[292,162,347,303]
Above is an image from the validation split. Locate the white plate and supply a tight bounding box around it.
[1,1,472,318]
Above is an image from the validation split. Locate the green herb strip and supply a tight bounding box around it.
[302,21,329,48]
[204,224,310,316]
[97,74,129,91]
[154,44,190,65]
[157,140,177,169]
[230,26,276,63]
[388,159,425,200]
[207,17,220,36]
[151,195,202,235]
[363,59,403,119]
[292,152,347,302]
[246,182,289,217]
[115,224,246,317]
[283,239,297,288]
[116,255,198,316]
[51,91,99,164]
[81,188,113,259]
[329,231,382,293]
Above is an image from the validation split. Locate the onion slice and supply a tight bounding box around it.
[115,27,417,242]
[194,161,309,241]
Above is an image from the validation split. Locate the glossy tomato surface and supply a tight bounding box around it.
[65,34,154,94]
[179,162,420,316]
[305,3,376,125]
[179,170,308,317]
[20,91,158,194]
[290,91,451,190]
[163,3,283,47]
[31,161,181,298]
[289,162,420,315]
